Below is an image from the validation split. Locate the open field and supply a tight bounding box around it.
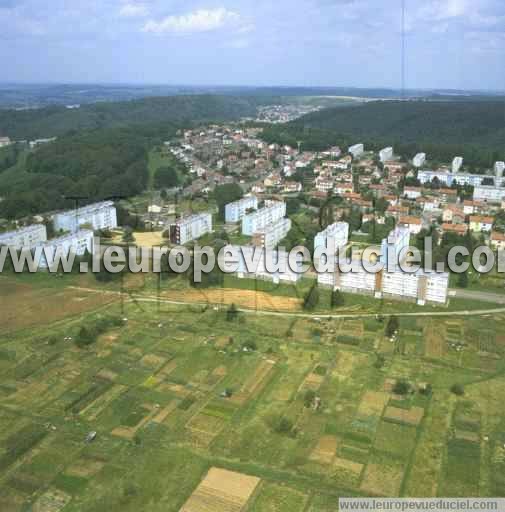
[0,272,504,510]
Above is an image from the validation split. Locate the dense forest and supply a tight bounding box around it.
[0,94,275,219]
[0,127,153,219]
[0,95,274,141]
[262,99,505,168]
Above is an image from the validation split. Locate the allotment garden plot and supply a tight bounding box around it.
[0,296,505,510]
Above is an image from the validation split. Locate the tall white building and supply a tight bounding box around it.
[452,156,463,174]
[252,217,291,249]
[169,213,213,245]
[418,169,487,187]
[0,224,47,250]
[242,201,286,236]
[36,230,94,269]
[314,222,349,254]
[348,143,364,158]
[379,147,393,163]
[412,153,426,168]
[380,225,410,270]
[0,137,12,148]
[53,201,117,233]
[225,196,258,223]
[230,246,302,284]
[494,161,505,179]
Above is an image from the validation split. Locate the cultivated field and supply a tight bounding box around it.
[0,274,504,510]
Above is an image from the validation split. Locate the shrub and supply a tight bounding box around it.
[393,379,410,395]
[451,383,465,396]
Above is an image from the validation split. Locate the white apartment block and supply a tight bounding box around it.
[494,161,505,179]
[242,201,286,236]
[314,222,349,255]
[252,218,292,249]
[53,201,117,233]
[452,156,463,174]
[418,170,486,187]
[404,187,422,200]
[317,265,448,305]
[0,224,47,250]
[412,153,426,168]
[232,246,302,284]
[225,196,258,223]
[169,213,213,245]
[0,137,12,148]
[380,225,411,270]
[380,270,449,305]
[473,185,505,203]
[348,143,364,158]
[36,230,94,269]
[379,147,393,163]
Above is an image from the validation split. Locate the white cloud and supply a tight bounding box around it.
[142,7,240,34]
[119,2,148,18]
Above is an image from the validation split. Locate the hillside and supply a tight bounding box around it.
[0,95,273,140]
[262,99,505,167]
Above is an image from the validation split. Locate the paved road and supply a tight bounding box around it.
[449,288,505,305]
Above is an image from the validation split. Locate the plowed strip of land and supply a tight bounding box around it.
[161,288,301,312]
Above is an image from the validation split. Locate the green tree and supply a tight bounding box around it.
[214,184,243,221]
[154,166,179,189]
[331,289,345,308]
[457,271,469,288]
[303,283,320,311]
[385,315,399,337]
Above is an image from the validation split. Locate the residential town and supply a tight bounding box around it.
[2,122,505,307]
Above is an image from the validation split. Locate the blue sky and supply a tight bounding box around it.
[0,0,504,90]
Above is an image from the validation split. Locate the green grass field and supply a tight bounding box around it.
[1,273,505,510]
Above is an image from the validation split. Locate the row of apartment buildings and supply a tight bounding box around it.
[0,201,118,269]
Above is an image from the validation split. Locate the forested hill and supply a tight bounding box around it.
[0,95,273,140]
[261,99,505,167]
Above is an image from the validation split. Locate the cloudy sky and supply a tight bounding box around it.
[0,0,504,90]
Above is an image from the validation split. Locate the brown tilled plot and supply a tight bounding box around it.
[162,288,301,312]
[309,435,339,464]
[383,406,424,426]
[180,467,261,512]
[0,277,118,333]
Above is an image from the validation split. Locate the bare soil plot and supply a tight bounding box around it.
[0,277,117,333]
[133,231,164,248]
[333,456,363,476]
[140,353,167,369]
[383,406,424,426]
[299,365,325,393]
[180,467,261,512]
[424,321,445,358]
[162,288,301,312]
[33,488,71,512]
[309,435,339,464]
[357,391,389,417]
